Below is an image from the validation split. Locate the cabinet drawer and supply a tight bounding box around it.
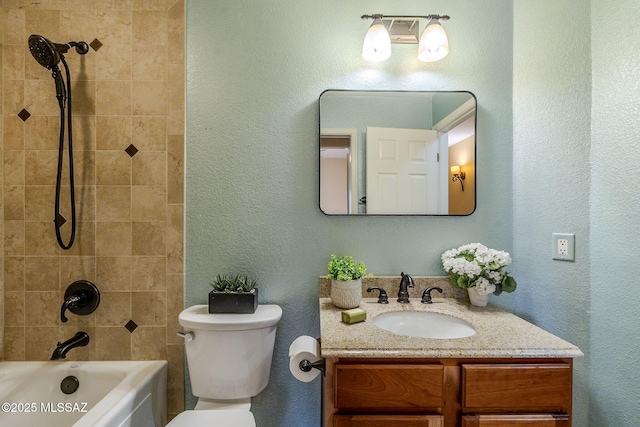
[335,364,444,411]
[462,414,570,427]
[335,415,443,427]
[462,364,571,412]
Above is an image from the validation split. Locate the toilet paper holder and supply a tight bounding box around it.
[299,358,325,376]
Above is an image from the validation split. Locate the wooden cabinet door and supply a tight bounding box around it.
[462,364,571,413]
[462,414,570,427]
[335,414,444,427]
[335,364,444,412]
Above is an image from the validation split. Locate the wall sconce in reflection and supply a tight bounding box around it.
[451,165,466,191]
[361,14,450,63]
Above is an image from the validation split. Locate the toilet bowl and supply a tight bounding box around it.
[167,304,282,427]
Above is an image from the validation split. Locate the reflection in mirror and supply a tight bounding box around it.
[320,90,476,215]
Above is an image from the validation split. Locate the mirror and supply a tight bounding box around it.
[319,90,476,215]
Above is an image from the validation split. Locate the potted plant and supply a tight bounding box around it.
[327,254,369,309]
[441,243,517,306]
[209,274,258,314]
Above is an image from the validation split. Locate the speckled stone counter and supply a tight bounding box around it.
[320,296,583,359]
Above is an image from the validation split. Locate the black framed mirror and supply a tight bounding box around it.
[319,90,476,215]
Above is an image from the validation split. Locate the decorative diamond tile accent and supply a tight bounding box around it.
[55,213,67,227]
[124,320,138,333]
[18,108,31,121]
[89,38,103,51]
[125,144,139,157]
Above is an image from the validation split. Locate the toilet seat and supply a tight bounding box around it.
[166,410,256,427]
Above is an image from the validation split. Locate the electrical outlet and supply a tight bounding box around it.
[552,233,575,261]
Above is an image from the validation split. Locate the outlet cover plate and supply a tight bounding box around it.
[552,233,575,261]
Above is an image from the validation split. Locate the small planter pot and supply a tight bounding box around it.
[330,279,362,309]
[209,289,258,314]
[467,287,489,307]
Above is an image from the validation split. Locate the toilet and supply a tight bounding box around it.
[167,304,283,427]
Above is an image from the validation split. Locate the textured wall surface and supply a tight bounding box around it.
[590,0,640,425]
[1,1,185,420]
[186,0,513,425]
[512,2,592,426]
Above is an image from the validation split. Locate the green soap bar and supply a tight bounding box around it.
[341,308,366,324]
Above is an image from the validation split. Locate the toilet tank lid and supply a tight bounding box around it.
[179,304,282,331]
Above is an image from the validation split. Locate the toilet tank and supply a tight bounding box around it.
[179,304,282,400]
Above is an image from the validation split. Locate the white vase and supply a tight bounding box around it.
[330,279,362,309]
[468,287,489,307]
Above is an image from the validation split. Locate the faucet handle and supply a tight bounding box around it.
[366,287,389,304]
[421,287,443,304]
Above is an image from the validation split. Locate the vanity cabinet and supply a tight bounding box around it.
[324,358,573,427]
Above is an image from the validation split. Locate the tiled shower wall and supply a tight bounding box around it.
[1,0,185,418]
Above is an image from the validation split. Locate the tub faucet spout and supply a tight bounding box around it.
[51,331,89,360]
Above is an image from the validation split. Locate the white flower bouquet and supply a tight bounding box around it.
[441,243,517,296]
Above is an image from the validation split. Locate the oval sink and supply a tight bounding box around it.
[374,311,476,339]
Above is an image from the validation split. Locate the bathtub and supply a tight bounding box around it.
[0,360,167,427]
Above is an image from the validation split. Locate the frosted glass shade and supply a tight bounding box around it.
[418,19,449,62]
[362,19,391,62]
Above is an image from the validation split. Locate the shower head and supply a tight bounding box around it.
[28,34,89,70]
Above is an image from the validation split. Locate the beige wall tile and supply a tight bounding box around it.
[4,185,24,219]
[3,9,26,45]
[24,79,59,116]
[166,273,183,344]
[97,43,132,81]
[60,256,96,285]
[166,204,183,274]
[25,10,61,43]
[132,116,165,151]
[72,115,97,151]
[96,221,132,256]
[132,80,167,115]
[4,150,24,186]
[24,256,59,291]
[132,45,166,80]
[24,220,58,255]
[24,185,52,220]
[167,135,183,204]
[96,80,132,115]
[96,256,132,291]
[62,221,96,257]
[4,257,25,291]
[92,326,131,360]
[4,115,24,150]
[132,186,166,221]
[166,343,185,414]
[132,11,167,45]
[24,150,56,185]
[131,326,166,360]
[3,326,25,360]
[97,10,133,46]
[3,44,25,80]
[4,220,25,256]
[94,291,131,326]
[4,291,24,326]
[132,221,165,255]
[95,150,131,185]
[96,116,132,150]
[132,256,166,290]
[96,186,132,221]
[132,290,166,325]
[132,151,165,186]
[3,79,24,114]
[24,291,63,326]
[24,116,59,150]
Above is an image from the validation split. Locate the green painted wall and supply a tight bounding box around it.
[186,0,512,424]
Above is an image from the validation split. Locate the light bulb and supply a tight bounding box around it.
[362,18,391,62]
[418,19,449,62]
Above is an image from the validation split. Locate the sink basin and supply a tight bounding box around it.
[373,311,476,339]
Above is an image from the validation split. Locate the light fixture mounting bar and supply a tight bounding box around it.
[361,14,450,22]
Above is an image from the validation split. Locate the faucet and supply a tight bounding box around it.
[397,272,415,303]
[51,331,89,360]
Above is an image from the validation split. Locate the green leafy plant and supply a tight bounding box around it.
[210,274,257,293]
[327,254,370,281]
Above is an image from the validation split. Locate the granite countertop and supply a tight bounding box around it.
[319,297,584,359]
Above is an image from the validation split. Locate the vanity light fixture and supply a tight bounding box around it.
[361,14,450,63]
[451,165,466,191]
